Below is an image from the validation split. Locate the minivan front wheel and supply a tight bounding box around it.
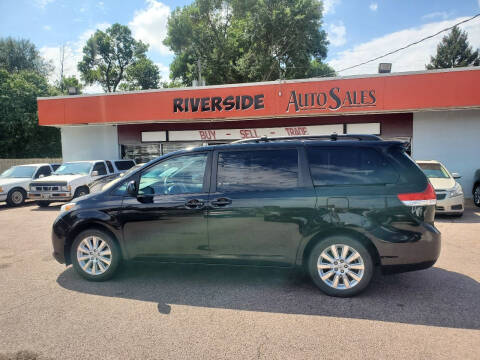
[308,236,374,297]
[71,229,121,281]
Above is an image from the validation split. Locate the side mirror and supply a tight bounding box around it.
[91,170,99,177]
[452,172,461,179]
[126,180,137,197]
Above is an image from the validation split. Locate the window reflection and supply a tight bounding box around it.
[217,150,299,191]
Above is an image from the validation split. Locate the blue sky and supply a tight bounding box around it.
[1,0,479,92]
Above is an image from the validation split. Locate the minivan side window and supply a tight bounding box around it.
[138,153,208,195]
[307,147,398,185]
[92,162,107,176]
[217,149,299,192]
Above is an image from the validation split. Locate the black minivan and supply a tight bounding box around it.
[51,135,440,297]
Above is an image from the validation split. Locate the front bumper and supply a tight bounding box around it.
[435,194,464,214]
[52,216,71,264]
[29,192,73,202]
[0,194,7,202]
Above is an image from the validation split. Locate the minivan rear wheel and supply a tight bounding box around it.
[308,236,374,297]
[71,229,121,281]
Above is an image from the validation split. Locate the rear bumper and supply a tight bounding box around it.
[374,223,441,271]
[0,194,7,202]
[29,192,73,202]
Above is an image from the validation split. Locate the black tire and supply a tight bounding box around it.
[36,201,51,207]
[71,229,121,281]
[73,186,89,199]
[474,184,480,207]
[307,236,374,297]
[6,188,26,207]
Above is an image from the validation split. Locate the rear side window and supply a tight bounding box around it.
[217,149,299,191]
[115,160,135,171]
[106,161,114,173]
[307,147,398,186]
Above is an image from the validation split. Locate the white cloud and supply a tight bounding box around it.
[369,3,378,12]
[40,22,171,94]
[328,22,346,47]
[40,23,110,91]
[328,17,480,76]
[156,62,170,81]
[34,0,55,9]
[43,25,52,31]
[129,0,172,56]
[323,0,341,15]
[422,11,450,20]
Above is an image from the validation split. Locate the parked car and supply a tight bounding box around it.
[473,170,480,207]
[29,160,122,207]
[0,163,56,206]
[89,163,144,194]
[51,135,440,297]
[416,160,464,216]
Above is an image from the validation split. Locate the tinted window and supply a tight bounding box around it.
[35,166,52,178]
[217,149,298,191]
[92,162,107,176]
[307,147,398,185]
[51,164,60,171]
[139,153,207,195]
[115,160,135,171]
[106,161,114,173]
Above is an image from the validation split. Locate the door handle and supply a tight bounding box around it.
[185,199,205,209]
[211,197,232,207]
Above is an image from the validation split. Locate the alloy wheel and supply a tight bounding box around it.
[317,244,365,290]
[76,236,112,276]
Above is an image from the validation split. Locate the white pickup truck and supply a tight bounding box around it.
[28,160,134,207]
[0,163,57,206]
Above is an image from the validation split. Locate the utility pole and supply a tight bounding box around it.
[59,44,65,92]
[197,59,203,86]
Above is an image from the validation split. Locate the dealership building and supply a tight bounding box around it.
[37,67,480,198]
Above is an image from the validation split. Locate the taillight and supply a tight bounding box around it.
[397,183,436,206]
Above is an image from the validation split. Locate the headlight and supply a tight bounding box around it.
[60,202,76,213]
[448,183,463,198]
[61,185,71,192]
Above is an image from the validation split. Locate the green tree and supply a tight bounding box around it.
[119,58,160,91]
[56,75,83,95]
[0,37,52,75]
[78,23,150,92]
[0,69,61,158]
[427,26,479,69]
[164,0,334,86]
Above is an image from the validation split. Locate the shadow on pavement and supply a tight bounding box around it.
[57,262,480,330]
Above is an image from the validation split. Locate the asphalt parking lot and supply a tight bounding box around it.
[0,202,479,359]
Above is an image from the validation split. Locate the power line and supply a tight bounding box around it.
[335,13,480,74]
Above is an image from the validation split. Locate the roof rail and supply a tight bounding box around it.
[232,134,382,144]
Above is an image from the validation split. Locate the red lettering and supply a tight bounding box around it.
[199,130,216,140]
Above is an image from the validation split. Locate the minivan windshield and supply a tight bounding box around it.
[53,162,93,175]
[0,166,36,178]
[418,163,450,179]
